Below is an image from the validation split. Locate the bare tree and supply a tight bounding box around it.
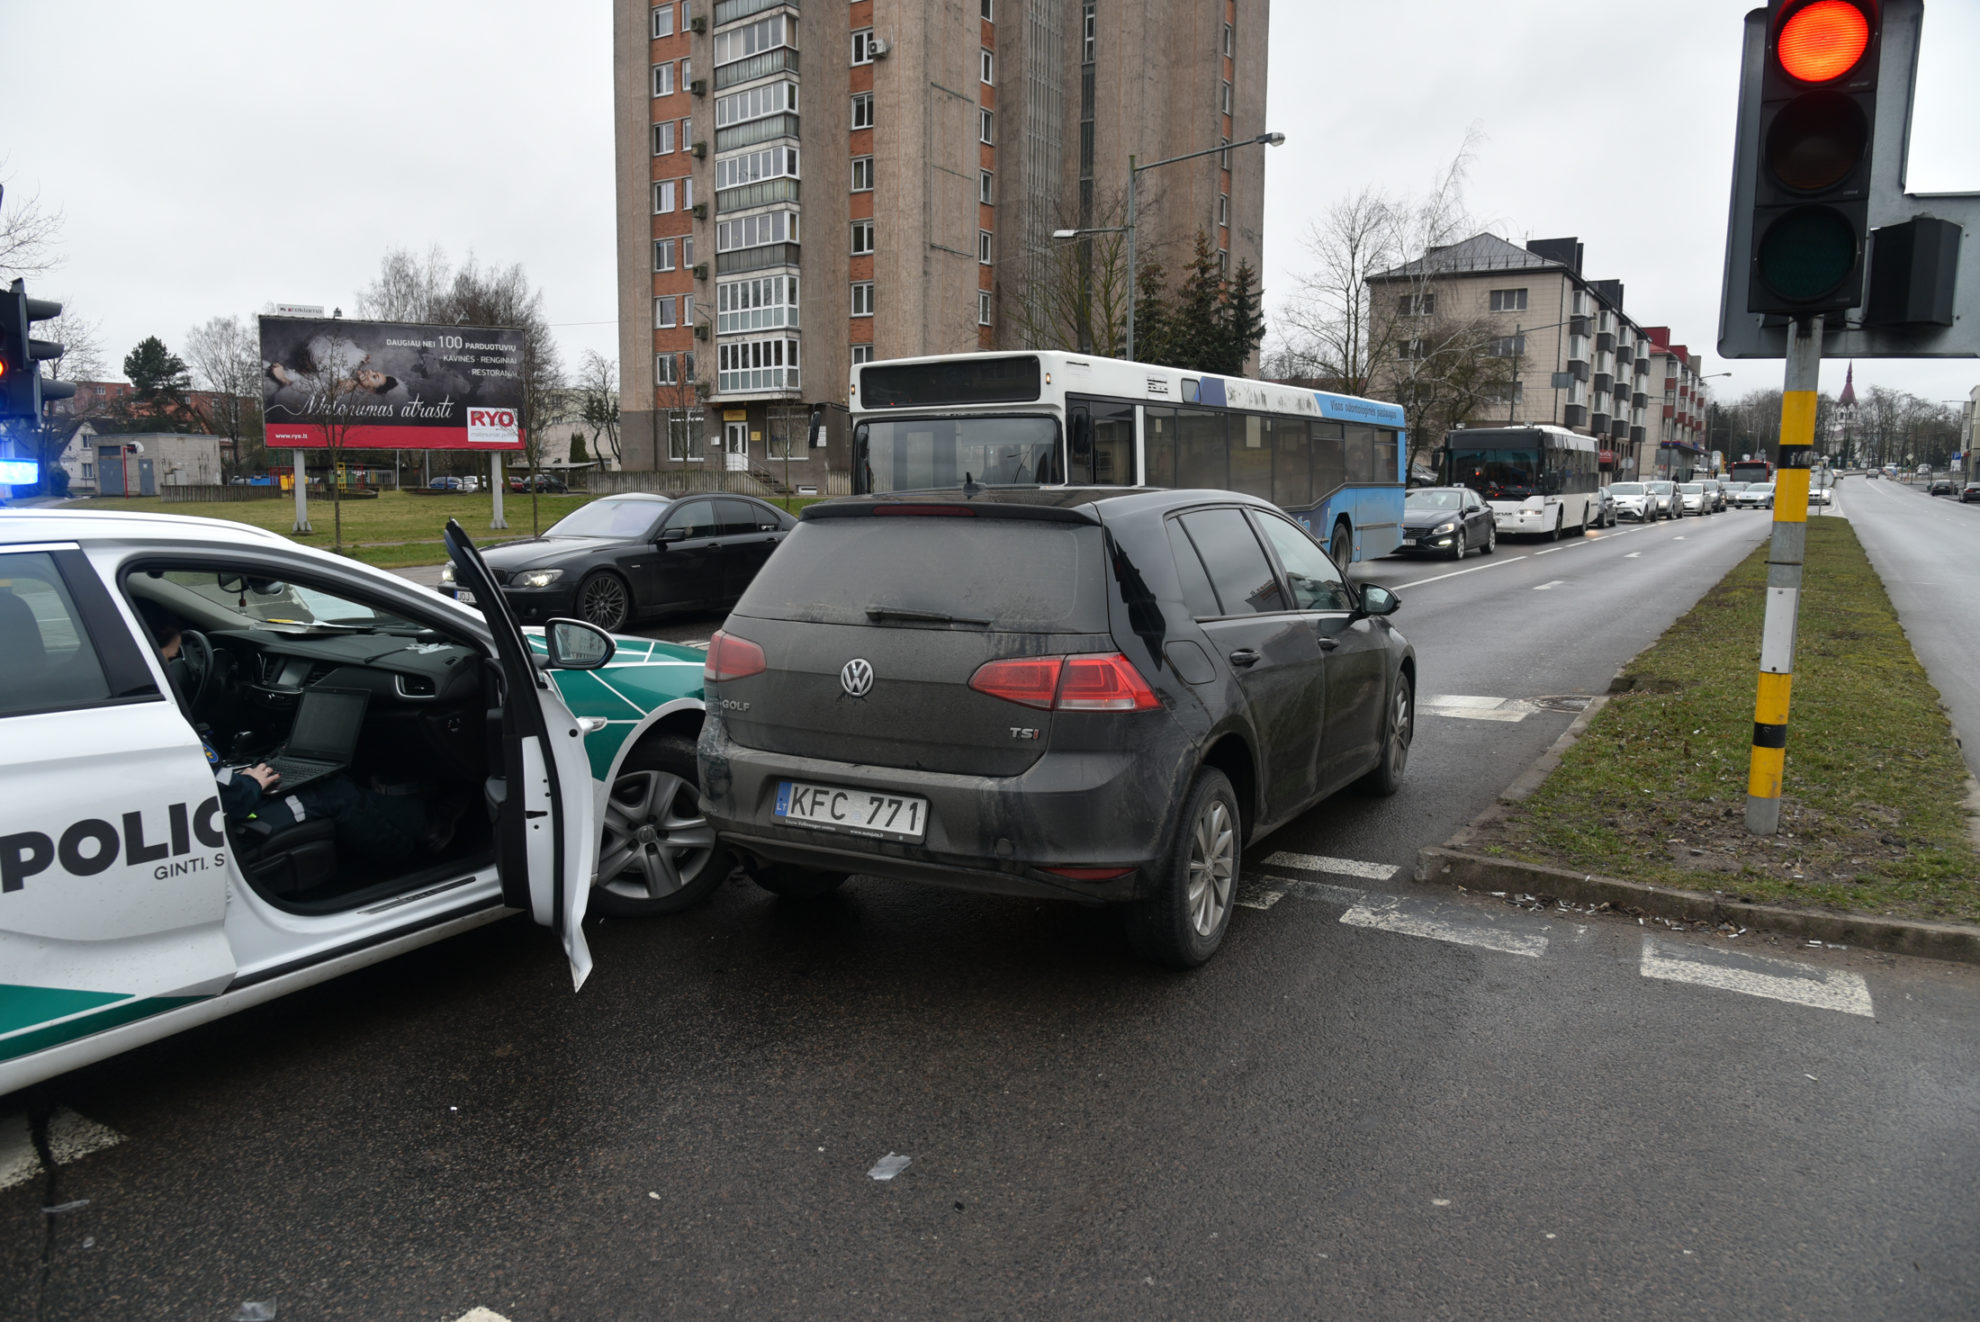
[1012,196,1134,356]
[0,179,62,281]
[1274,188,1400,395]
[184,315,264,477]
[284,362,376,553]
[575,350,621,471]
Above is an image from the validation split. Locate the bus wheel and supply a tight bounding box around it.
[1329,522,1352,568]
[1550,509,1565,541]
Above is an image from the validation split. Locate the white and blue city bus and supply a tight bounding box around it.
[1439,424,1602,540]
[846,351,1407,565]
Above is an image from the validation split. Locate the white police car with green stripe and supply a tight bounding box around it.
[1,509,725,1097]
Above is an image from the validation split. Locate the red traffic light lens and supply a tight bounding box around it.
[1777,1,1871,83]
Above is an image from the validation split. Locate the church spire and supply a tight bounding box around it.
[1838,361,1857,408]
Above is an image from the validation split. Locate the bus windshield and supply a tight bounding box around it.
[1446,447,1544,500]
[857,415,1062,493]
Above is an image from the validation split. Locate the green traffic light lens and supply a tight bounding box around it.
[1757,206,1857,303]
[1765,92,1867,191]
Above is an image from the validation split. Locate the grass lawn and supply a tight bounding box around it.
[1482,517,1980,924]
[63,490,832,567]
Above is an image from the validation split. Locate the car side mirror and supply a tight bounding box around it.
[544,618,617,669]
[1358,584,1401,617]
[658,526,689,544]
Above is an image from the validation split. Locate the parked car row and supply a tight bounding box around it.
[4,484,1410,1090]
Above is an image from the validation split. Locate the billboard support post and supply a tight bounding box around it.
[291,448,312,533]
[490,454,507,530]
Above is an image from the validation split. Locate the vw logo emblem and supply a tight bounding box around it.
[840,658,875,698]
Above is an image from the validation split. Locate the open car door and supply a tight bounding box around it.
[444,520,601,989]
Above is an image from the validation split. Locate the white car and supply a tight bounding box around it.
[1733,482,1776,509]
[1608,481,1653,521]
[0,508,725,1096]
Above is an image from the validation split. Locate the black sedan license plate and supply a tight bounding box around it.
[775,780,928,842]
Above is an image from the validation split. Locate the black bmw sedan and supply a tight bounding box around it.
[1397,486,1496,558]
[440,491,795,630]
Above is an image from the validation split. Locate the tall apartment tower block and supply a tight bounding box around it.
[613,0,1269,479]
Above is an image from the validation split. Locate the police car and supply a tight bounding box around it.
[1,508,723,1097]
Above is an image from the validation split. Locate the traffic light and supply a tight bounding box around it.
[1746,0,1882,316]
[0,279,74,421]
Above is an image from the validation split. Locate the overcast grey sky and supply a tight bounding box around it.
[3,0,1975,411]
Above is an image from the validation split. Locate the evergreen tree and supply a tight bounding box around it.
[121,336,194,427]
[1131,260,1175,367]
[1220,260,1267,376]
[1165,232,1227,372]
[568,432,589,464]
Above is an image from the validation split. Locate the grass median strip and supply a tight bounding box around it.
[1476,517,1980,924]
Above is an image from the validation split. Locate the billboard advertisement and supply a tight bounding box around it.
[259,316,527,450]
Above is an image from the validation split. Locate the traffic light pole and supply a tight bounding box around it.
[1745,313,1821,836]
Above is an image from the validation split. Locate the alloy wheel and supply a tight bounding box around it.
[580,574,630,631]
[597,769,718,902]
[1388,680,1414,779]
[1185,798,1236,937]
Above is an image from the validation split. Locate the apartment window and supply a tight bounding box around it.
[1499,380,1525,405]
[653,179,676,213]
[979,169,993,204]
[715,80,797,128]
[981,49,994,84]
[683,116,692,144]
[1082,5,1095,61]
[652,5,674,38]
[652,120,675,154]
[717,274,799,335]
[717,335,801,393]
[980,109,994,144]
[852,343,875,365]
[1397,338,1426,361]
[682,293,695,326]
[715,208,799,253]
[666,408,706,461]
[1220,136,1230,169]
[978,230,993,264]
[1223,22,1232,55]
[713,15,792,67]
[852,92,874,129]
[652,62,674,97]
[683,235,695,266]
[978,291,992,326]
[1489,288,1529,313]
[1221,81,1232,114]
[1489,334,1527,358]
[1218,194,1229,227]
[1397,293,1435,316]
[715,145,800,191]
[981,0,993,20]
[655,351,679,386]
[852,156,874,191]
[680,2,692,23]
[681,58,691,85]
[654,238,677,271]
[851,219,874,255]
[654,295,679,329]
[851,282,875,317]
[683,176,694,208]
[852,28,876,65]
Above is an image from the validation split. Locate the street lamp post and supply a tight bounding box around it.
[1054,130,1284,361]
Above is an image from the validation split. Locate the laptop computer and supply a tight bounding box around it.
[260,687,369,793]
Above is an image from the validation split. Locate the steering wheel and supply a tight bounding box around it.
[178,629,215,710]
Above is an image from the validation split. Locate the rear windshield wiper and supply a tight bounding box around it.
[864,604,991,627]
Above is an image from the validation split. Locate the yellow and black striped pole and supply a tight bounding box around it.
[1746,314,1822,836]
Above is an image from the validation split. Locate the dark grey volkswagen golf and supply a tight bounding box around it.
[696,487,1414,967]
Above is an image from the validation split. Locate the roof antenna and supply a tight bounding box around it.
[962,471,981,499]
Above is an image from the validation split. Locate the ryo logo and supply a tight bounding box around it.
[466,407,521,445]
[469,409,517,428]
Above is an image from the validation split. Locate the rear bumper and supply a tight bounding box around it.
[697,716,1192,904]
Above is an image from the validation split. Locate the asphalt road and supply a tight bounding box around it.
[1839,476,1980,780]
[7,505,1979,1321]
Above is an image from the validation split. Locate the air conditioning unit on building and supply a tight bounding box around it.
[692,263,709,281]
[689,16,707,33]
[690,141,707,158]
[690,79,707,97]
[694,324,710,340]
[690,202,708,218]
[869,38,890,58]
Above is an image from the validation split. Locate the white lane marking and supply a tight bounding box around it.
[1256,851,1399,881]
[1639,936,1873,1017]
[1235,880,1285,910]
[1420,694,1532,722]
[1391,556,1526,590]
[1533,580,1568,591]
[1534,546,1563,555]
[0,1109,125,1193]
[1673,536,1686,541]
[1341,900,1549,958]
[452,1311,514,1322]
[1624,551,1642,559]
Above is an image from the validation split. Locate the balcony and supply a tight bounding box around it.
[1596,332,1615,354]
[716,177,800,213]
[1563,404,1589,429]
[1593,372,1613,395]
[715,46,800,91]
[716,113,801,153]
[1568,359,1590,382]
[716,242,802,276]
[1629,425,1646,445]
[714,0,797,24]
[1611,418,1629,441]
[1633,392,1648,410]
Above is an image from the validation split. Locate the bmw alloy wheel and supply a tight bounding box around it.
[579,572,631,631]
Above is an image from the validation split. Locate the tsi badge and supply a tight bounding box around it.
[840,658,874,699]
[466,407,521,446]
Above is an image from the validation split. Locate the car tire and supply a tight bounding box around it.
[1125,767,1240,969]
[590,734,731,917]
[577,570,633,632]
[746,861,851,899]
[1329,522,1353,569]
[1448,529,1467,560]
[1356,671,1413,798]
[1482,523,1497,555]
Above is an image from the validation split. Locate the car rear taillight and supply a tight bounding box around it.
[703,630,766,683]
[967,653,1159,713]
[1041,866,1136,881]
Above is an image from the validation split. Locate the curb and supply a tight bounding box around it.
[1414,675,1980,968]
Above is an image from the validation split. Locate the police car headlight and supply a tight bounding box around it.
[1431,522,1457,536]
[514,569,565,589]
[439,563,455,584]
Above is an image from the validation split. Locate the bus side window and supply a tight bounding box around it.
[1374,428,1400,483]
[1090,401,1136,485]
[1274,417,1311,508]
[1145,407,1176,487]
[1312,420,1347,498]
[1344,424,1376,484]
[1178,408,1227,489]
[1231,414,1273,501]
[1068,407,1094,484]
